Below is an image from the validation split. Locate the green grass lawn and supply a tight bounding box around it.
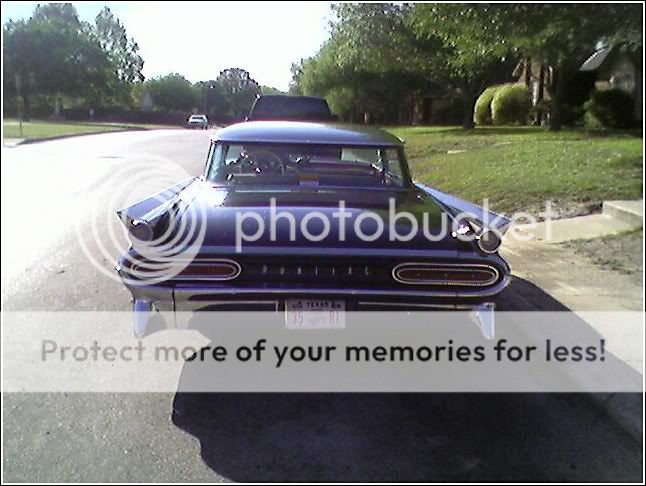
[2,119,170,140]
[386,125,643,215]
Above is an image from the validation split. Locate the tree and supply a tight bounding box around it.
[288,60,305,95]
[3,2,148,116]
[293,4,438,124]
[260,85,287,95]
[213,68,260,119]
[3,6,113,119]
[92,7,144,107]
[409,3,513,129]
[326,3,431,122]
[145,74,198,112]
[194,79,226,118]
[31,2,82,26]
[94,7,144,83]
[292,3,511,127]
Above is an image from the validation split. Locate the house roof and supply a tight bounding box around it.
[580,47,612,72]
[211,121,404,146]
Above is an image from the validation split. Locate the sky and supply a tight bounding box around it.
[1,1,332,90]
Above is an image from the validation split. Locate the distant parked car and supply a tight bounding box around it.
[186,114,208,129]
[248,95,335,122]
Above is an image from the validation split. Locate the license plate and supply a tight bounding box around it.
[285,299,346,329]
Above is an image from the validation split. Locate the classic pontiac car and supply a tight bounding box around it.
[117,121,510,337]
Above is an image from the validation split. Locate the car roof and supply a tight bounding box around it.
[210,121,404,147]
[256,94,326,101]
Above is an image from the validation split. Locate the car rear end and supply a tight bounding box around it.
[187,115,208,129]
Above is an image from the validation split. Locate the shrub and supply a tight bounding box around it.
[491,83,531,125]
[583,89,634,129]
[560,103,585,127]
[473,85,500,125]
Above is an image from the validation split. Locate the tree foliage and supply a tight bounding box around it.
[144,74,198,112]
[94,7,144,83]
[3,2,146,115]
[193,69,261,120]
[260,85,287,95]
[3,5,113,118]
[291,2,641,130]
[408,3,515,129]
[293,4,439,124]
[292,3,512,128]
[212,68,260,119]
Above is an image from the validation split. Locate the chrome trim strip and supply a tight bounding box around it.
[118,270,511,300]
[180,245,462,258]
[170,275,511,299]
[170,258,242,281]
[391,262,500,287]
[176,299,279,312]
[357,301,474,310]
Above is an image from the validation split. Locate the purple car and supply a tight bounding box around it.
[117,121,511,337]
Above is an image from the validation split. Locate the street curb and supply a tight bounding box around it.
[10,126,152,146]
[602,200,644,226]
[587,392,643,442]
[4,124,220,147]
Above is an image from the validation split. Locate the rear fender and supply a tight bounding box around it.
[415,183,511,236]
[116,177,198,241]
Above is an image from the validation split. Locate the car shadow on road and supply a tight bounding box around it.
[170,277,643,482]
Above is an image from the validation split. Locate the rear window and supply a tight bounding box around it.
[206,142,408,188]
[249,97,331,121]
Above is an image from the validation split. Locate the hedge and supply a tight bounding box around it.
[583,88,634,129]
[491,83,531,125]
[473,85,500,125]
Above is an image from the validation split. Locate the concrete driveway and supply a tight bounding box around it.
[2,130,642,482]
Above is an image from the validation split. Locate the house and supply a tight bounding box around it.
[513,46,642,125]
[579,46,642,122]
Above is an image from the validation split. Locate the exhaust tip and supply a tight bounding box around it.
[476,229,502,254]
[130,219,154,242]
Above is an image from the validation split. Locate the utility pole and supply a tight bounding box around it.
[15,73,23,138]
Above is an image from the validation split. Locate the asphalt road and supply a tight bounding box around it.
[2,130,642,482]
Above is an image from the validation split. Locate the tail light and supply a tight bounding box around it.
[392,263,499,286]
[176,259,241,280]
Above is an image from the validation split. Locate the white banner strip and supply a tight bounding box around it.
[2,311,643,392]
